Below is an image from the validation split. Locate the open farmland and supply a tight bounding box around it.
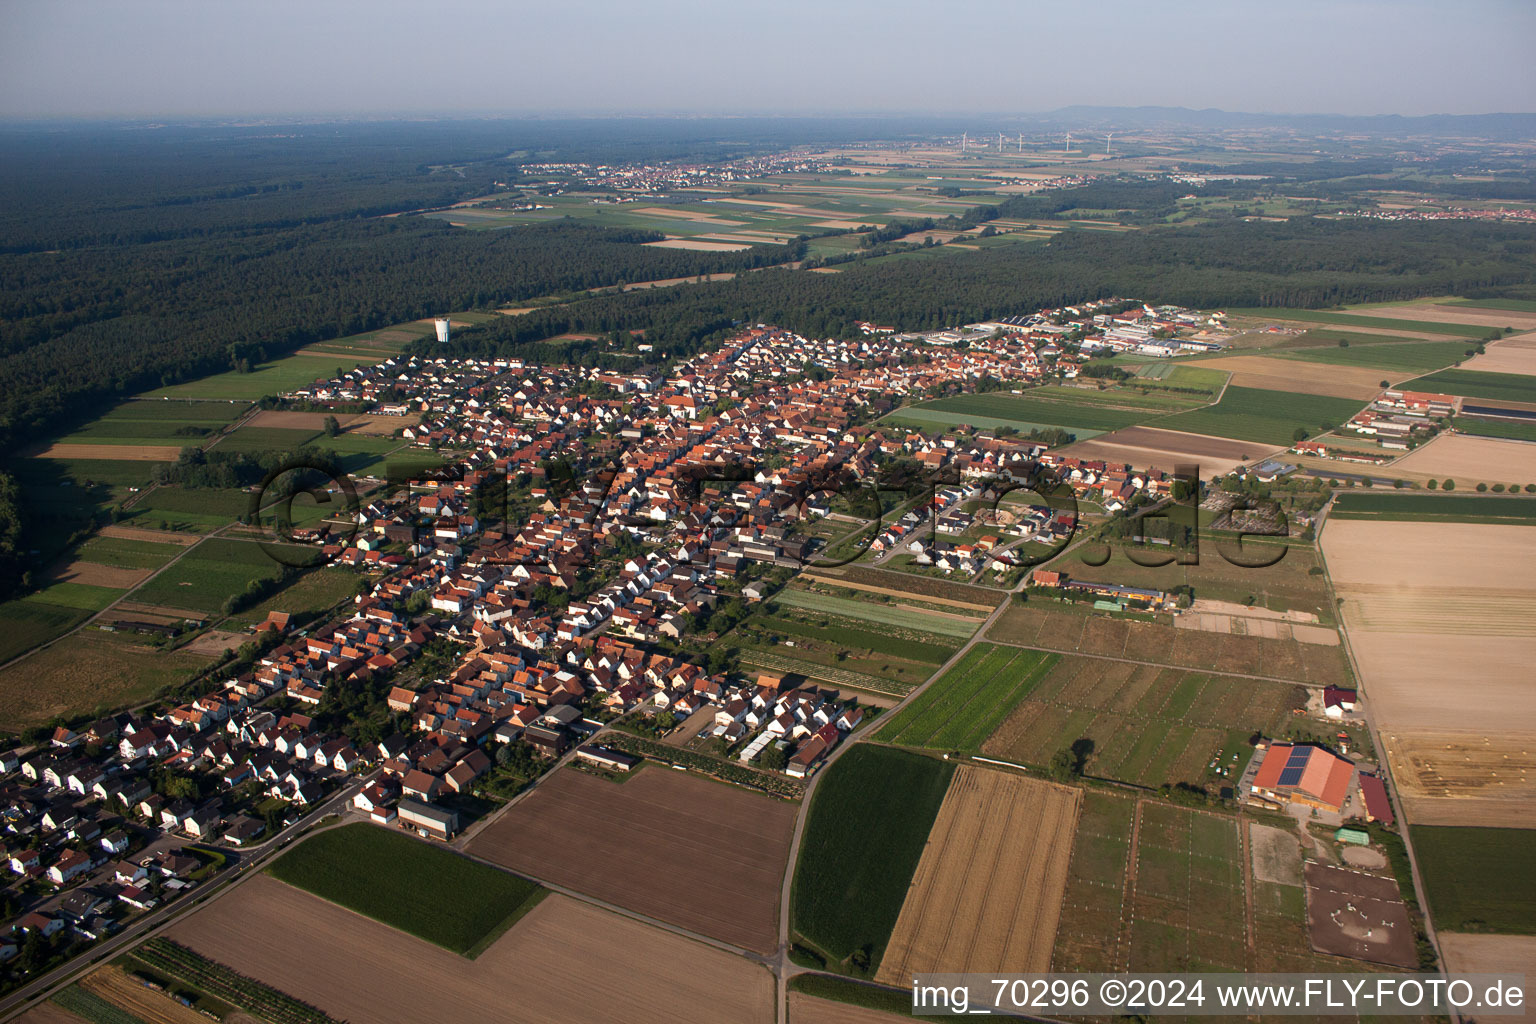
[464,764,795,953]
[1410,367,1536,404]
[988,604,1349,682]
[268,823,544,954]
[894,391,1150,435]
[878,643,1059,750]
[0,630,207,730]
[52,399,249,447]
[1439,933,1536,983]
[132,537,301,613]
[1194,354,1390,399]
[1229,307,1490,337]
[1127,803,1246,971]
[800,567,1000,612]
[1330,491,1536,523]
[1380,434,1536,485]
[1411,826,1536,934]
[774,585,982,639]
[33,442,185,461]
[876,767,1080,981]
[1051,790,1136,971]
[70,535,184,572]
[981,654,1297,787]
[1459,331,1536,376]
[791,744,954,971]
[1154,385,1366,446]
[167,875,772,1024]
[1321,519,1536,826]
[1054,425,1276,478]
[142,353,380,401]
[1363,302,1536,330]
[1277,339,1478,374]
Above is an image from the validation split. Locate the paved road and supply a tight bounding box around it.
[0,770,375,1021]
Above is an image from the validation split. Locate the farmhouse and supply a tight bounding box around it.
[1323,685,1358,719]
[1248,742,1355,815]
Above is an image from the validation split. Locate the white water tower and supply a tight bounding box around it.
[434,317,451,344]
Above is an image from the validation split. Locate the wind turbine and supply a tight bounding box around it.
[998,132,1004,151]
[1017,133,1023,153]
[1063,133,1073,155]
[961,132,967,153]
[1105,132,1115,156]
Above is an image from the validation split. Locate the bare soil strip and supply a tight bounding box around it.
[167,876,772,1024]
[1439,932,1536,977]
[49,561,150,589]
[876,766,1080,981]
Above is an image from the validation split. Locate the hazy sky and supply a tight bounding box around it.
[2,0,1533,119]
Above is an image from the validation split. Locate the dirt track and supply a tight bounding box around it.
[463,765,796,953]
[876,766,1079,981]
[167,876,773,1024]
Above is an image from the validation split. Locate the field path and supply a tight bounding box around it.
[1113,799,1144,970]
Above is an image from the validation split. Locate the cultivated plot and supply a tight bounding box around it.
[877,767,1080,981]
[878,643,1059,751]
[464,765,796,953]
[167,876,772,1024]
[1055,425,1277,478]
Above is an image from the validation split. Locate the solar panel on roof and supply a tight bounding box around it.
[1277,765,1306,787]
[1287,747,1312,767]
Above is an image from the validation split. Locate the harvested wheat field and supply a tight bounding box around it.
[1322,520,1536,825]
[245,409,336,429]
[15,1004,86,1024]
[1199,355,1391,398]
[1058,426,1278,478]
[168,876,772,1024]
[34,443,182,461]
[788,993,907,1023]
[463,765,796,953]
[1366,304,1536,330]
[339,412,411,435]
[875,767,1080,983]
[1387,433,1536,481]
[1439,932,1536,978]
[644,237,753,251]
[99,525,200,546]
[50,560,149,589]
[80,965,209,1024]
[1460,333,1536,376]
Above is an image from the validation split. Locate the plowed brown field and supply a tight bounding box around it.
[875,766,1080,982]
[167,876,772,1024]
[80,966,210,1024]
[463,765,796,953]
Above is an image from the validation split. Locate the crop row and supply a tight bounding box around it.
[881,644,1016,747]
[926,649,1059,750]
[133,940,339,1024]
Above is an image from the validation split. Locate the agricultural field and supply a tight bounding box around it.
[876,767,1080,981]
[1381,434,1536,487]
[0,581,126,664]
[1229,307,1490,337]
[212,425,321,453]
[227,567,361,623]
[464,765,796,953]
[1126,803,1246,971]
[0,629,208,732]
[167,875,772,1024]
[70,534,185,572]
[1451,416,1536,442]
[1330,490,1536,523]
[143,354,376,401]
[981,655,1295,788]
[1195,354,1390,399]
[1410,367,1536,404]
[1051,790,1136,972]
[1459,332,1536,376]
[1412,826,1536,934]
[51,399,249,448]
[1277,339,1476,374]
[1054,425,1274,478]
[1321,519,1536,826]
[878,643,1058,751]
[267,823,544,955]
[988,604,1348,683]
[892,391,1150,435]
[1154,385,1366,445]
[791,744,954,972]
[125,486,257,532]
[773,585,982,639]
[131,537,301,613]
[800,567,1001,612]
[1063,541,1335,620]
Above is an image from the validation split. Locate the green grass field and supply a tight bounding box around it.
[1410,368,1536,404]
[55,400,250,447]
[214,426,322,452]
[73,535,184,571]
[913,392,1151,432]
[132,537,297,612]
[126,487,257,532]
[1451,417,1536,442]
[1155,386,1365,445]
[143,355,373,401]
[0,594,96,663]
[267,823,546,954]
[1278,340,1475,374]
[1413,826,1536,934]
[1329,492,1536,522]
[774,587,981,640]
[1444,298,1536,313]
[791,745,954,971]
[1232,308,1490,337]
[878,643,1058,750]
